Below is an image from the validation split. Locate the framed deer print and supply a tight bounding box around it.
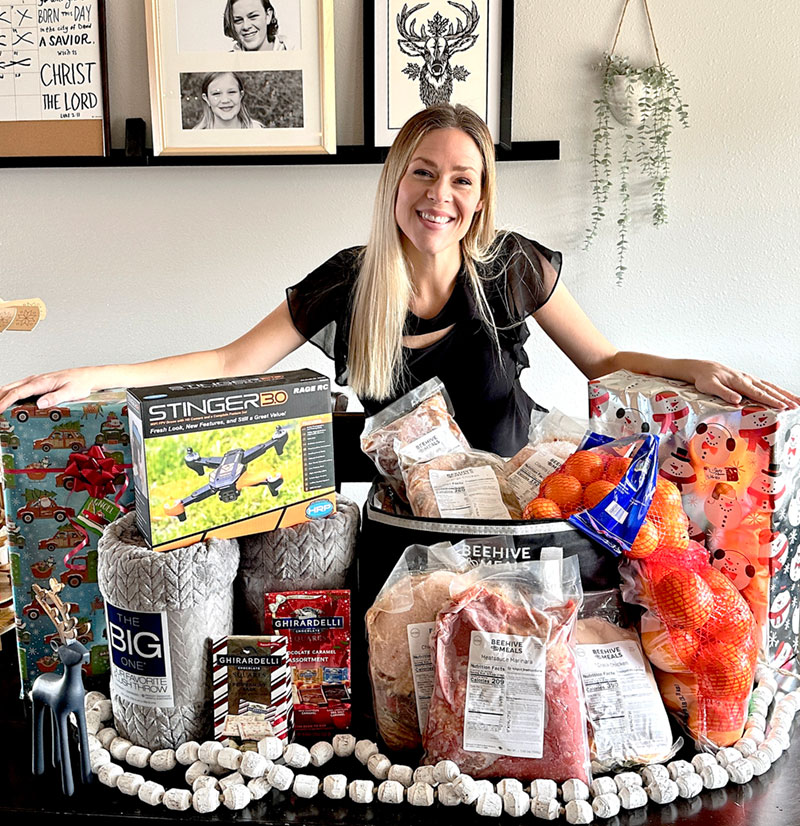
[364,0,513,149]
[145,0,336,156]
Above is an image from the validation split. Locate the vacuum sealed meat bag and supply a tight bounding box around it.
[360,377,470,496]
[576,591,676,770]
[366,542,471,750]
[402,450,521,520]
[422,555,591,783]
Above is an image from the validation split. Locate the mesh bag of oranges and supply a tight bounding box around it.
[520,434,661,557]
[621,535,759,747]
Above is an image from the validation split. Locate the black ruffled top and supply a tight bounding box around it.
[286,232,561,457]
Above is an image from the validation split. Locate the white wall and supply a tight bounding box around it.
[2,0,798,419]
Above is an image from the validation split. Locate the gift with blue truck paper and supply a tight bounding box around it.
[0,391,134,695]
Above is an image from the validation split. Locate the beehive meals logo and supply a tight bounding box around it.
[147,390,288,422]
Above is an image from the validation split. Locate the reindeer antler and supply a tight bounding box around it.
[32,579,77,646]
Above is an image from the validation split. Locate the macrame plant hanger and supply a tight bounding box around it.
[610,0,663,67]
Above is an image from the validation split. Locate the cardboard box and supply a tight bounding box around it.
[126,370,336,551]
[590,370,800,671]
[264,589,351,735]
[0,391,134,695]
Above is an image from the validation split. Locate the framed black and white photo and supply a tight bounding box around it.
[145,0,335,155]
[364,0,513,149]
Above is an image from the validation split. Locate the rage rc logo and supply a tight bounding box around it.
[306,499,334,519]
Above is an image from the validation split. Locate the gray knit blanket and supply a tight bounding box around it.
[236,494,359,633]
[98,511,239,749]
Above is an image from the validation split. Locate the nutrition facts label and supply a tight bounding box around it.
[463,631,545,758]
[0,1,103,121]
[300,420,335,491]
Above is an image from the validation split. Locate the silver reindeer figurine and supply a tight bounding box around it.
[30,579,92,796]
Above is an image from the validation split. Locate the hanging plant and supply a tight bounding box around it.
[584,1,689,284]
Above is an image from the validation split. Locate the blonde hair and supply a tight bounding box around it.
[348,104,499,401]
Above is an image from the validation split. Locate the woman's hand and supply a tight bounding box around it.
[687,360,800,410]
[0,367,98,414]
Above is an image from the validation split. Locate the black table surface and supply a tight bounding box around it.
[1,638,798,826]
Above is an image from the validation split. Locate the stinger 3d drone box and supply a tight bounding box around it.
[126,370,336,551]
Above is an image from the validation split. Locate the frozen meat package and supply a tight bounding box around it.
[422,554,592,783]
[366,542,472,750]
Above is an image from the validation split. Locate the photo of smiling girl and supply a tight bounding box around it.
[223,0,296,52]
[191,72,265,129]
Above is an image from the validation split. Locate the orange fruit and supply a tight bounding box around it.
[654,477,683,508]
[583,479,616,510]
[604,456,631,485]
[522,497,562,520]
[655,515,690,553]
[541,474,583,512]
[694,640,755,699]
[562,451,604,485]
[537,471,561,498]
[669,628,702,669]
[700,568,756,644]
[626,520,659,559]
[652,569,715,631]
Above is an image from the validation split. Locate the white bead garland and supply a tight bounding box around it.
[565,799,594,824]
[437,782,462,807]
[592,792,621,819]
[387,764,414,787]
[378,779,405,804]
[407,781,435,806]
[293,774,320,799]
[502,789,530,817]
[475,791,502,817]
[74,671,798,820]
[323,774,347,799]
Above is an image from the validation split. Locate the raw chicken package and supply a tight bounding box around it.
[423,555,592,783]
[590,369,800,671]
[366,542,471,751]
[576,591,676,770]
[360,377,469,497]
[401,449,522,520]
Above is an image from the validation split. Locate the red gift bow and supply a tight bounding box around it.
[63,445,125,501]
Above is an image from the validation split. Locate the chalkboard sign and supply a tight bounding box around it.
[0,0,110,157]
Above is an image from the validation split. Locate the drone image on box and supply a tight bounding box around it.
[164,426,289,521]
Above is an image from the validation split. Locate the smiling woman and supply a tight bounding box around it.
[1,104,797,460]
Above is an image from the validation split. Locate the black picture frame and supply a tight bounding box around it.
[364,0,514,152]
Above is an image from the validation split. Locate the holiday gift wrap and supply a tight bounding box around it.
[0,391,134,696]
[590,370,800,670]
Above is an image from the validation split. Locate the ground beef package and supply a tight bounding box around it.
[423,556,592,783]
[264,590,351,734]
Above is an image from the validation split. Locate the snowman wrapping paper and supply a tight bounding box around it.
[590,370,800,672]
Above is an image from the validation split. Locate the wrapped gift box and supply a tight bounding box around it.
[590,370,800,671]
[0,391,134,695]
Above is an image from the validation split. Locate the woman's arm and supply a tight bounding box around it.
[533,280,800,409]
[0,299,306,413]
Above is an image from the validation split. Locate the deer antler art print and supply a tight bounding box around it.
[396,1,481,106]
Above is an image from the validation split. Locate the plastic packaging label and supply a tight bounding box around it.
[429,466,511,520]
[399,424,466,464]
[407,621,436,733]
[463,631,545,758]
[576,640,673,760]
[106,603,174,709]
[507,448,564,504]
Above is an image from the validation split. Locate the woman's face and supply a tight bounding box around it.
[203,74,243,125]
[394,127,484,263]
[231,0,272,51]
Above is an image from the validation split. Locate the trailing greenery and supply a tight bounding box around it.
[585,53,689,284]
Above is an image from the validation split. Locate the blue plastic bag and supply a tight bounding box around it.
[568,433,660,556]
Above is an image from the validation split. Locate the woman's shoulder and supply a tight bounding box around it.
[275,34,295,50]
